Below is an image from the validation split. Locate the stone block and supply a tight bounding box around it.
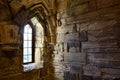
[82,47,119,53]
[87,20,117,31]
[68,2,89,16]
[76,22,90,31]
[66,17,75,24]
[89,0,97,11]
[0,73,22,80]
[57,0,67,12]
[65,32,79,42]
[80,30,88,42]
[88,53,120,68]
[57,33,65,42]
[64,53,86,64]
[88,26,115,37]
[88,35,117,42]
[83,65,101,76]
[0,5,11,21]
[97,0,120,9]
[67,0,89,8]
[57,27,64,33]
[74,3,89,16]
[69,47,80,53]
[102,68,120,75]
[82,41,118,48]
[70,65,82,73]
[57,24,74,33]
[68,42,80,47]
[1,25,19,43]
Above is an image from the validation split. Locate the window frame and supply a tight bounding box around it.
[23,24,35,64]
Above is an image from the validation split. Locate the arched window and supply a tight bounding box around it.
[23,24,33,63]
[23,17,44,71]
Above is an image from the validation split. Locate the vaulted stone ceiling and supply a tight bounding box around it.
[0,0,56,21]
[0,0,57,43]
[0,0,11,21]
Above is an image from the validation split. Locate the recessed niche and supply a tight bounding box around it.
[1,43,19,58]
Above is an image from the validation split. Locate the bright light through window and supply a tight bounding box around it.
[23,24,33,63]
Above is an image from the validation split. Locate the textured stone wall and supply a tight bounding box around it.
[1,0,120,80]
[54,0,120,80]
[0,21,22,80]
[0,1,11,21]
[0,19,54,80]
[0,0,55,80]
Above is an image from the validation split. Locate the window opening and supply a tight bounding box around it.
[23,24,33,63]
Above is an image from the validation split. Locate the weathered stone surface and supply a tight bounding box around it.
[75,4,120,21]
[57,0,67,12]
[55,0,120,79]
[97,0,120,9]
[0,1,11,21]
[10,0,23,15]
[66,17,75,24]
[65,32,79,42]
[88,35,117,42]
[64,53,86,64]
[88,26,115,34]
[57,33,65,42]
[83,65,101,76]
[89,0,97,11]
[0,22,22,80]
[57,24,74,33]
[102,68,120,75]
[82,41,118,48]
[82,47,119,53]
[68,3,90,19]
[88,53,120,68]
[87,20,117,31]
[70,66,82,73]
[67,0,89,8]
[0,73,22,80]
[0,25,20,43]
[1,0,120,80]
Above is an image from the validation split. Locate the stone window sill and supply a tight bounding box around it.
[23,62,43,72]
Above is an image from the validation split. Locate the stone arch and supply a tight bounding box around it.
[14,2,56,43]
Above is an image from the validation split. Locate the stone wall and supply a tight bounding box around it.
[1,0,120,80]
[0,21,54,80]
[0,0,55,79]
[54,0,120,80]
[0,21,22,80]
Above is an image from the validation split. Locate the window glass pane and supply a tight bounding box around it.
[23,24,33,63]
[28,41,32,47]
[28,27,32,33]
[28,34,32,40]
[24,24,32,33]
[23,56,28,63]
[24,34,28,40]
[24,25,29,33]
[23,55,32,63]
[24,41,28,47]
[27,55,32,62]
[23,48,28,55]
[28,48,32,55]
